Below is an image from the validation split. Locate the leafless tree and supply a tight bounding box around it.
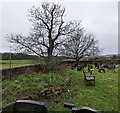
[58,28,100,66]
[6,2,80,60]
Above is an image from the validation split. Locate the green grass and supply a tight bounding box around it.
[2,66,118,112]
[44,67,118,112]
[2,73,65,107]
[0,60,34,69]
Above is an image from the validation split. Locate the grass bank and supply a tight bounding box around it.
[2,73,65,107]
[2,66,118,112]
[45,67,118,112]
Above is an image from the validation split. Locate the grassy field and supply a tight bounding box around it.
[2,65,118,112]
[0,60,34,69]
[45,67,118,112]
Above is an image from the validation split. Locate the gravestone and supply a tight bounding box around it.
[13,100,47,113]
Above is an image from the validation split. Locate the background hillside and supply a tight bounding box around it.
[0,53,38,60]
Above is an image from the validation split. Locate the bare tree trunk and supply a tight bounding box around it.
[75,59,79,67]
[48,47,53,60]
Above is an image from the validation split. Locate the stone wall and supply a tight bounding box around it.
[2,59,119,80]
[63,59,120,65]
[27,76,71,100]
[1,64,47,80]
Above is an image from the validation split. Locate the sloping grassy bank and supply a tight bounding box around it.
[2,66,118,112]
[2,73,65,106]
[45,67,118,112]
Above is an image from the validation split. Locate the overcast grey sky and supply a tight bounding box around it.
[0,0,118,55]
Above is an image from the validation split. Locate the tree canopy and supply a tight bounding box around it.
[58,28,100,65]
[6,2,100,62]
[6,2,81,59]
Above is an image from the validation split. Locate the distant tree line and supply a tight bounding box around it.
[1,53,38,60]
